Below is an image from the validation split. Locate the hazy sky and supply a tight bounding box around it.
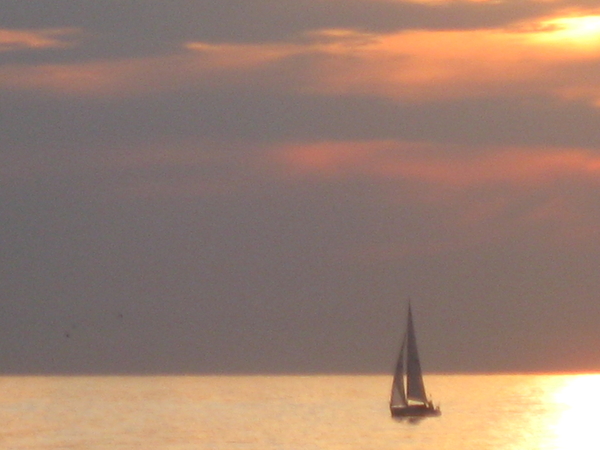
[3,0,600,374]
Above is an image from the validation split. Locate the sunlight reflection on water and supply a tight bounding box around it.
[552,374,600,450]
[1,374,599,449]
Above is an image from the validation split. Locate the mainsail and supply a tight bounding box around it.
[405,304,427,403]
[390,303,428,406]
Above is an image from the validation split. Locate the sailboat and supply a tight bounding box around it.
[390,303,441,417]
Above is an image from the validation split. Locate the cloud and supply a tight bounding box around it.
[271,139,600,250]
[0,0,595,63]
[298,15,600,102]
[0,28,80,52]
[274,140,600,187]
[0,40,303,97]
[4,9,600,108]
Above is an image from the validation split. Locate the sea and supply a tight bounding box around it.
[1,374,599,449]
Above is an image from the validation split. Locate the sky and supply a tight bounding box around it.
[2,0,600,374]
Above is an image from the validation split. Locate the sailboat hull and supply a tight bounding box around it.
[390,404,441,418]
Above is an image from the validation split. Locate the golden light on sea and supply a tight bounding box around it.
[552,374,600,449]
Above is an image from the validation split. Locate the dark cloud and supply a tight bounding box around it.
[0,0,583,63]
[3,87,600,154]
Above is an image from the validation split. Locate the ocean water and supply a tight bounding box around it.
[1,374,600,449]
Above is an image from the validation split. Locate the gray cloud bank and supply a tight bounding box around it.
[0,0,585,56]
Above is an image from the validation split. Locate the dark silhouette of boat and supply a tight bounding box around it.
[390,302,441,418]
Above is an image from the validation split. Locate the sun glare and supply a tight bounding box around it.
[536,15,600,47]
[552,374,600,449]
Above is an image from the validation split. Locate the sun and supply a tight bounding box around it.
[536,15,600,46]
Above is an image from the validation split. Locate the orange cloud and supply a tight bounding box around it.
[304,15,600,100]
[373,0,497,3]
[273,139,600,253]
[0,28,80,52]
[184,11,600,104]
[274,140,600,188]
[4,11,600,104]
[0,40,303,97]
[186,18,600,106]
